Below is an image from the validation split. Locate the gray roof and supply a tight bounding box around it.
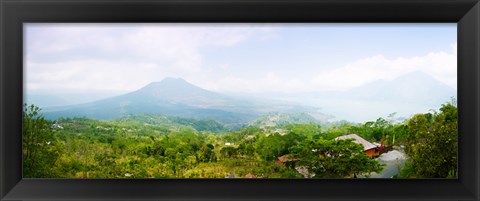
[334,134,377,151]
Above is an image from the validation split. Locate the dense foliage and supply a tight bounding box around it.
[23,104,61,177]
[398,101,458,178]
[23,101,457,178]
[289,139,384,178]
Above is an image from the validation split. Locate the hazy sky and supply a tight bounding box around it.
[25,23,457,94]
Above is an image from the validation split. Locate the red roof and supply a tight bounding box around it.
[278,155,298,163]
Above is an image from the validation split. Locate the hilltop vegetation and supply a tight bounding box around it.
[23,100,457,178]
[115,114,229,134]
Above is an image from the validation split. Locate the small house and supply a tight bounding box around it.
[334,134,380,157]
[276,154,299,168]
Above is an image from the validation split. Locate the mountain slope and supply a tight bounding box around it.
[42,77,327,128]
[306,71,456,122]
[115,114,228,133]
[130,77,230,107]
[263,71,456,122]
[346,71,456,104]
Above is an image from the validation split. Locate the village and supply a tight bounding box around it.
[222,130,409,179]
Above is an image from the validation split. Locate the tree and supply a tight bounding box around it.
[237,142,255,157]
[23,104,60,177]
[289,139,384,178]
[403,101,458,178]
[198,144,216,162]
[220,146,237,159]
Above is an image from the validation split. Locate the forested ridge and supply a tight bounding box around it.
[23,100,457,178]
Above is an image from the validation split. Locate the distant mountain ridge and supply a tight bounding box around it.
[40,72,454,124]
[42,77,327,128]
[297,71,456,122]
[132,78,228,107]
[345,71,456,103]
[26,89,128,108]
[256,71,456,122]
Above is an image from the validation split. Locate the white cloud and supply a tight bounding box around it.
[26,24,274,61]
[200,43,457,93]
[451,42,457,55]
[26,24,456,94]
[25,24,276,91]
[200,72,307,93]
[26,60,163,91]
[310,43,457,91]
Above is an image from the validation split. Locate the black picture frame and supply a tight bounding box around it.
[1,0,479,200]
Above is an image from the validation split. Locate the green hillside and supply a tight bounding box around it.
[115,114,229,134]
[23,101,457,179]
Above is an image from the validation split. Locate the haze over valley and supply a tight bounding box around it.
[30,70,456,127]
[36,77,330,129]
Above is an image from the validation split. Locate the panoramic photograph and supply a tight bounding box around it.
[23,23,457,178]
